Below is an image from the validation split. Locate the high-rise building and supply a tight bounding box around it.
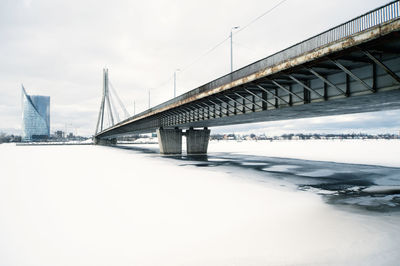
[21,85,50,141]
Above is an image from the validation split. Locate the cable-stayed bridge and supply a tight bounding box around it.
[95,69,130,134]
[94,1,400,154]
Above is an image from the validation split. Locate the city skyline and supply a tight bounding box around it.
[1,0,399,136]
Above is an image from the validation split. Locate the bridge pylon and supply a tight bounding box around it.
[94,68,129,145]
[95,68,109,135]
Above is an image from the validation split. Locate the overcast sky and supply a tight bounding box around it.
[1,0,399,136]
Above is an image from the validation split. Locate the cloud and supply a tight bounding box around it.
[0,0,395,136]
[23,0,33,8]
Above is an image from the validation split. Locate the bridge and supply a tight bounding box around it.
[94,1,400,154]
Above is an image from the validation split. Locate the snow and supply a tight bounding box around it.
[208,139,400,167]
[363,186,400,193]
[262,164,300,172]
[133,137,158,144]
[0,142,399,265]
[297,169,338,177]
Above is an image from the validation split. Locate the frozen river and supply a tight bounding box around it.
[0,140,399,265]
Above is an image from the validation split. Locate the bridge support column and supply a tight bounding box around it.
[186,127,210,154]
[93,137,117,145]
[157,128,182,154]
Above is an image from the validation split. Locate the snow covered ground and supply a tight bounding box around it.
[0,141,399,265]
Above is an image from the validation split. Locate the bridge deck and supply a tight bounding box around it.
[96,1,400,139]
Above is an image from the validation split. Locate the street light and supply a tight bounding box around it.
[174,69,180,98]
[230,26,240,73]
[148,89,151,109]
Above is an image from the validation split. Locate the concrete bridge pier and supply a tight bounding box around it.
[93,137,117,145]
[157,128,183,154]
[157,127,210,154]
[185,127,211,154]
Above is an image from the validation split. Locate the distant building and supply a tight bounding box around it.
[21,85,50,141]
[55,130,64,139]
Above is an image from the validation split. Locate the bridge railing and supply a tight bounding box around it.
[110,1,400,131]
[279,0,400,61]
[215,0,400,92]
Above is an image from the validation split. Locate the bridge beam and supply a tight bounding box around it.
[157,128,183,154]
[186,127,211,155]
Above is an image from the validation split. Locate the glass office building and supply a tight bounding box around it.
[21,86,50,141]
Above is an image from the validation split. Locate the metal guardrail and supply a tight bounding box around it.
[105,1,400,132]
[264,0,400,66]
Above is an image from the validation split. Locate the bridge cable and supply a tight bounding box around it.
[95,91,105,134]
[148,36,230,95]
[108,91,121,123]
[148,0,289,95]
[234,0,288,35]
[179,36,230,74]
[105,88,115,126]
[108,80,130,119]
[178,0,289,75]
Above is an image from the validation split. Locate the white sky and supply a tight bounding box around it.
[1,0,399,136]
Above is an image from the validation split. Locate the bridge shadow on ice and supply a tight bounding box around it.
[112,144,400,212]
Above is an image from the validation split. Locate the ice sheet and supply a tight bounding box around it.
[0,143,399,265]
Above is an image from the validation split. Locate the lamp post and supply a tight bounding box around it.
[174,69,180,98]
[230,26,240,73]
[148,89,150,109]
